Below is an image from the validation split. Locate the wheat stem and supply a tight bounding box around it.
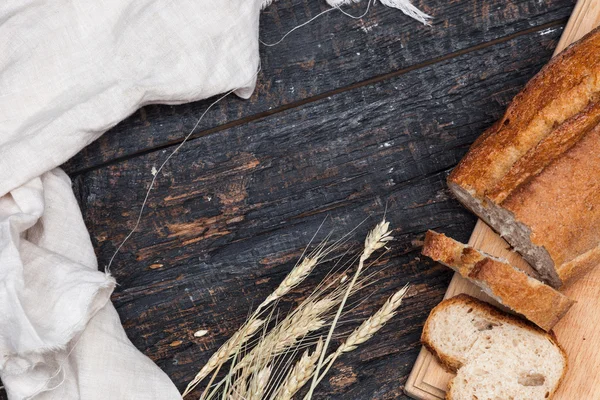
[273,339,324,400]
[228,375,248,400]
[305,219,392,399]
[247,365,272,400]
[304,284,409,396]
[200,363,223,400]
[235,297,335,374]
[184,318,264,397]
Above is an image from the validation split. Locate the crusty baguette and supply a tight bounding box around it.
[422,294,567,400]
[422,231,574,331]
[448,26,600,288]
[449,25,600,196]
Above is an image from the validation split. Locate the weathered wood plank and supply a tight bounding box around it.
[70,27,562,399]
[62,0,574,174]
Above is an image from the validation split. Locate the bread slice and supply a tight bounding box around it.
[422,294,567,400]
[448,26,600,288]
[422,231,574,331]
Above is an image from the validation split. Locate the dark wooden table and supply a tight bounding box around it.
[0,1,576,399]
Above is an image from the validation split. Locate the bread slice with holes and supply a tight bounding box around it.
[422,230,574,331]
[422,294,567,400]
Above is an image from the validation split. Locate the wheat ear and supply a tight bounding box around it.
[306,284,410,395]
[340,284,409,352]
[259,228,335,311]
[274,339,324,400]
[306,219,392,399]
[185,244,327,397]
[183,318,264,397]
[264,255,319,305]
[247,365,272,400]
[228,375,248,400]
[234,297,335,374]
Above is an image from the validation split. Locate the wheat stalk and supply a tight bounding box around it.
[235,297,335,374]
[247,365,272,400]
[340,284,408,352]
[264,255,319,305]
[228,375,248,400]
[184,241,330,398]
[274,339,324,400]
[305,284,410,396]
[183,318,264,397]
[306,219,392,399]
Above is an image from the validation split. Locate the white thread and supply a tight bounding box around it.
[25,369,66,400]
[378,0,431,25]
[22,328,88,400]
[106,65,262,273]
[260,8,336,47]
[329,0,431,24]
[335,0,374,19]
[260,0,373,47]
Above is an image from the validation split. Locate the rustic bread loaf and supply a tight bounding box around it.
[448,26,600,288]
[422,294,567,400]
[422,231,574,331]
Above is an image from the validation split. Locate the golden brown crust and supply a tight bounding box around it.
[421,336,463,373]
[424,294,568,400]
[448,26,600,288]
[552,342,569,400]
[420,294,471,374]
[449,25,600,196]
[487,100,600,203]
[422,231,574,331]
[560,245,600,283]
[502,125,600,285]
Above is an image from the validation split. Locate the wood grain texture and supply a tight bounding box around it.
[61,0,574,175]
[406,1,600,398]
[0,2,573,400]
[71,28,561,399]
[555,0,600,52]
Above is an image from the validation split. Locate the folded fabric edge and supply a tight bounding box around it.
[1,272,116,377]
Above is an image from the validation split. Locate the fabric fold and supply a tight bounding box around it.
[0,0,262,397]
[0,0,429,398]
[0,169,181,399]
[0,0,261,197]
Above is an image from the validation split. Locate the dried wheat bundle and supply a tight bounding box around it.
[184,219,410,400]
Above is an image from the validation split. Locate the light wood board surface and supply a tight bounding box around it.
[405,1,600,399]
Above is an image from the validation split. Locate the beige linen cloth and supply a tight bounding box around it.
[0,0,427,398]
[0,1,261,398]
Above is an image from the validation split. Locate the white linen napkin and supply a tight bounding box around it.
[0,0,261,398]
[0,0,428,398]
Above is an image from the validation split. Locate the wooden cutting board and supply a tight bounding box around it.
[405,1,600,399]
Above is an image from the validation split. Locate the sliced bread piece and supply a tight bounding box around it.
[422,294,567,400]
[421,231,574,331]
[447,26,600,288]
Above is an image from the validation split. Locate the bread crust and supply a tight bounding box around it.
[502,124,600,284]
[449,25,600,196]
[447,26,600,287]
[420,294,468,374]
[422,294,568,400]
[487,100,600,204]
[422,231,574,331]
